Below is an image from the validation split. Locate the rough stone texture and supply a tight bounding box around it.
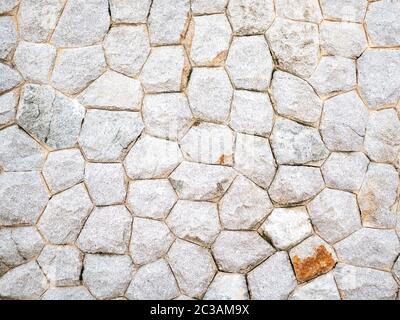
[0,263,9,277]
[79,110,143,162]
[0,172,49,226]
[260,207,313,250]
[125,135,183,179]
[320,91,369,152]
[364,109,400,168]
[358,49,400,109]
[126,259,179,300]
[3,0,400,300]
[19,0,64,43]
[140,46,189,93]
[109,0,151,23]
[219,175,273,230]
[275,0,322,23]
[191,0,228,14]
[271,71,322,125]
[167,200,220,246]
[83,254,132,300]
[0,261,48,299]
[84,163,126,206]
[0,0,18,14]
[17,84,85,149]
[0,125,45,171]
[226,36,273,91]
[181,123,234,165]
[334,228,400,270]
[51,45,106,95]
[143,93,192,141]
[0,16,17,60]
[187,67,233,123]
[37,245,82,286]
[204,273,249,300]
[187,14,231,67]
[42,149,85,194]
[104,25,150,78]
[290,272,340,300]
[17,84,54,140]
[320,0,367,23]
[167,239,216,299]
[227,0,275,35]
[394,257,400,282]
[271,118,329,165]
[148,0,190,46]
[334,263,398,300]
[269,166,324,205]
[230,90,274,137]
[42,287,94,300]
[169,161,236,201]
[322,152,369,192]
[130,218,174,265]
[0,227,44,267]
[77,205,132,254]
[289,235,337,282]
[14,42,56,84]
[78,71,143,111]
[266,18,319,78]
[52,0,110,47]
[0,63,22,93]
[365,0,400,47]
[309,56,357,96]
[234,133,276,189]
[38,184,92,244]
[308,189,362,244]
[0,91,18,126]
[212,231,275,273]
[248,251,297,300]
[320,21,367,58]
[358,163,399,229]
[127,180,177,220]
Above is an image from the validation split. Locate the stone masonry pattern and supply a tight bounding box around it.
[0,0,400,300]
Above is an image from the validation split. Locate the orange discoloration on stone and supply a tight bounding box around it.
[360,190,380,225]
[292,245,335,282]
[210,50,228,66]
[183,17,195,52]
[218,154,232,165]
[218,154,226,165]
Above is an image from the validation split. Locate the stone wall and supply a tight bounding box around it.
[0,0,399,300]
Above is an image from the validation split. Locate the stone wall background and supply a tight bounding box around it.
[0,0,400,300]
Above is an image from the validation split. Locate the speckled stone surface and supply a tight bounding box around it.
[0,0,399,300]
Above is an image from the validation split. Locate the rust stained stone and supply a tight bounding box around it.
[292,245,336,282]
[218,154,233,165]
